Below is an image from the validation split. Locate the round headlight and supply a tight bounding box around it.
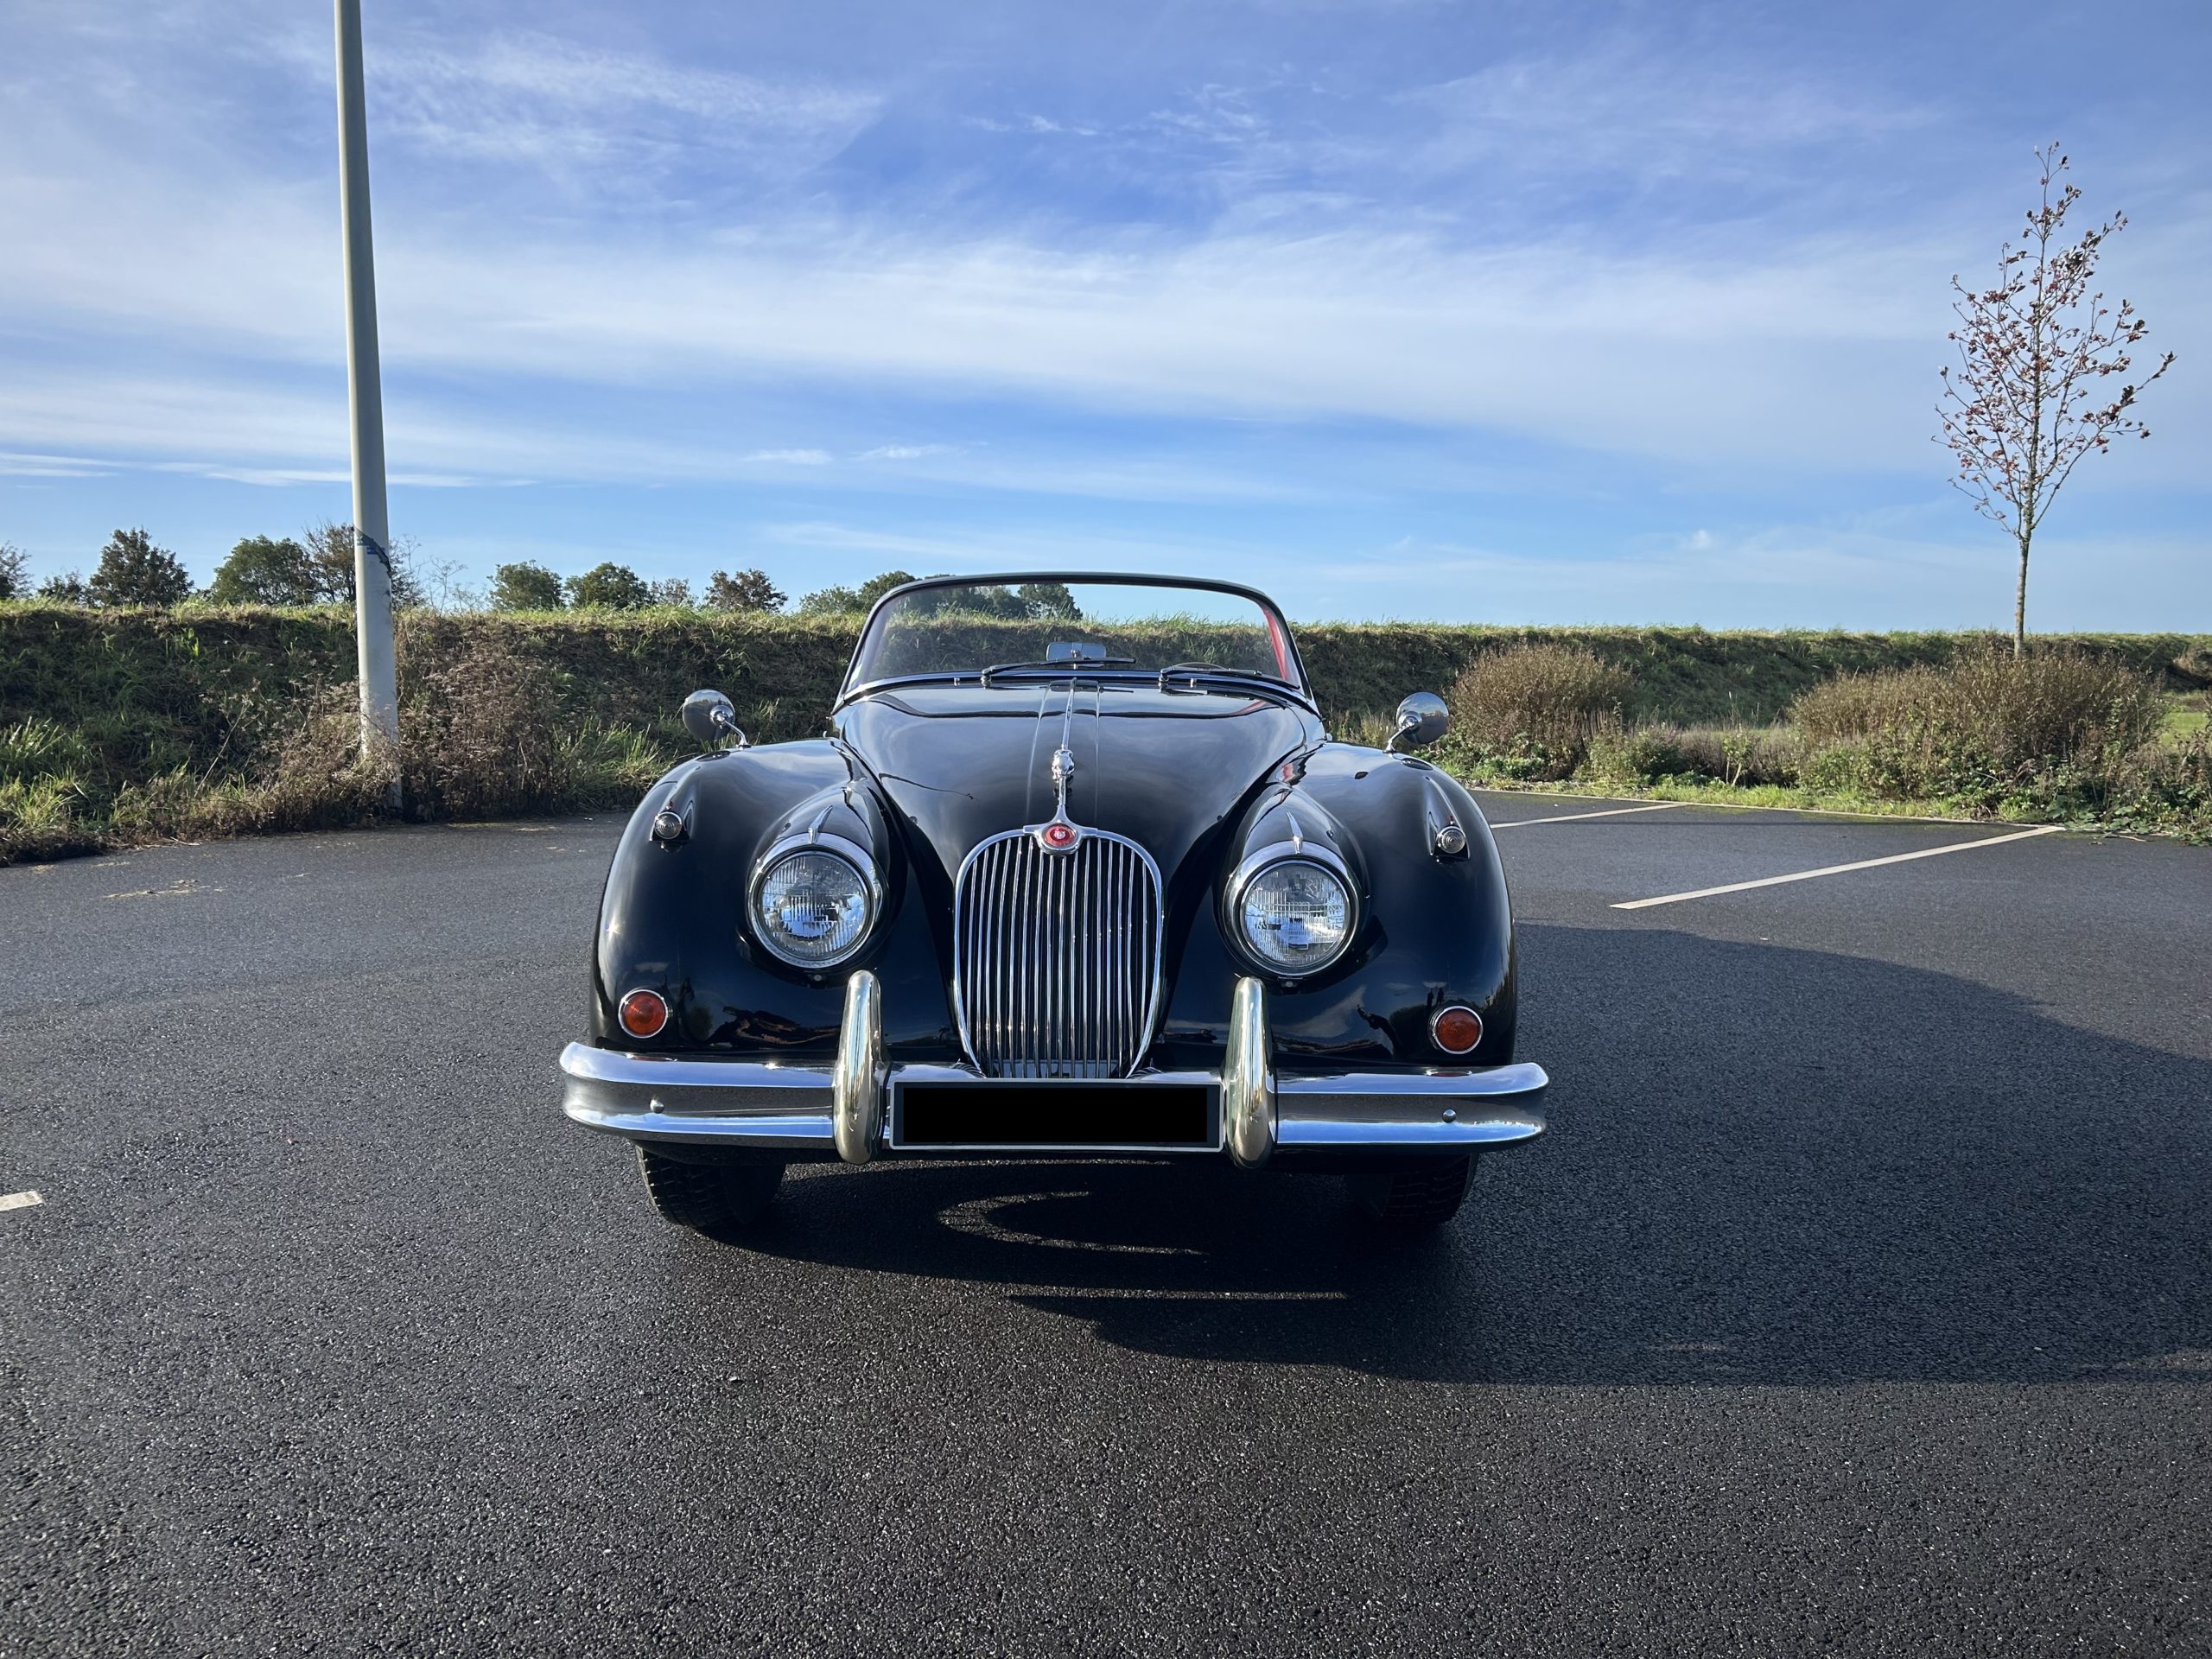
[1236,858,1352,974]
[752,849,874,968]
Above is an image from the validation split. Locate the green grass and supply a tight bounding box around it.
[2163,699,2209,740]
[1452,772,2056,825]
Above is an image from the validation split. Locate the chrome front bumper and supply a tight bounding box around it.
[562,971,1548,1168]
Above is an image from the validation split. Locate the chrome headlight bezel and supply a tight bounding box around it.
[1224,845,1357,977]
[747,832,882,970]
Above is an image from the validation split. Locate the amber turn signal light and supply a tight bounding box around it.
[619,988,670,1039]
[1430,1004,1483,1055]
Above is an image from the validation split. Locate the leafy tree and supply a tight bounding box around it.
[1017,582,1082,621]
[1939,144,2177,656]
[798,582,861,614]
[564,562,652,610]
[489,561,565,611]
[855,569,919,611]
[799,569,920,614]
[87,527,193,607]
[208,535,318,606]
[36,571,90,604]
[647,576,694,609]
[302,518,424,609]
[0,542,26,601]
[705,568,786,613]
[797,572,1092,620]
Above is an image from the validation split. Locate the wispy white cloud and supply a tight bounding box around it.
[0,449,115,478]
[965,113,1102,137]
[0,364,1340,505]
[361,29,880,189]
[857,443,959,461]
[1402,36,1935,185]
[147,461,491,488]
[741,448,834,466]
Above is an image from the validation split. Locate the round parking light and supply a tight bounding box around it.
[619,988,670,1039]
[1430,1004,1483,1055]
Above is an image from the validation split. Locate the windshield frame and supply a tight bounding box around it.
[834,571,1314,709]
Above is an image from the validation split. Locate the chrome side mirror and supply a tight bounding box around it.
[682,688,747,753]
[1388,690,1449,753]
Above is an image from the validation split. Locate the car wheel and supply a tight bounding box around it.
[1348,1155,1472,1231]
[636,1146,785,1236]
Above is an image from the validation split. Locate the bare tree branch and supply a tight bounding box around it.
[1936,144,2175,655]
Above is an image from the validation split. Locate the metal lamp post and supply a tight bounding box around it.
[334,0,400,804]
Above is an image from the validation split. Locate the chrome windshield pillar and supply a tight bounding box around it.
[833,969,887,1165]
[1224,974,1275,1168]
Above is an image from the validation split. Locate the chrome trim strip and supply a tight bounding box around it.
[1224,975,1274,1169]
[1274,1116,1543,1150]
[562,1041,836,1103]
[567,1104,838,1147]
[833,969,886,1165]
[1275,1061,1549,1102]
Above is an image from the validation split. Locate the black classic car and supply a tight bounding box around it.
[561,575,1548,1236]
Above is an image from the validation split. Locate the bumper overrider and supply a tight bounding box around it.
[562,972,1548,1168]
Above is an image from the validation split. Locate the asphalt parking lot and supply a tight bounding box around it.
[3,796,2209,1656]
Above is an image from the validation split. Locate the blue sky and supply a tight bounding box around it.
[2,0,2205,627]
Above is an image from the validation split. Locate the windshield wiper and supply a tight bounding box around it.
[1155,661,1287,691]
[976,654,1134,686]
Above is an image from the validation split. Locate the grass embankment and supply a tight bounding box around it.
[3,602,2208,861]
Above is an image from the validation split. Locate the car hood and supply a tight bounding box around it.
[836,681,1317,891]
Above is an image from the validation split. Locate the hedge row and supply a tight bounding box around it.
[5,603,2209,803]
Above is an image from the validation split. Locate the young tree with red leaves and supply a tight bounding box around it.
[1939,144,2174,657]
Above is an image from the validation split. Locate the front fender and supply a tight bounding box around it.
[1153,747,1515,1070]
[591,743,960,1060]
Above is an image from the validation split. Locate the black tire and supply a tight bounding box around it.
[1348,1155,1473,1232]
[636,1146,785,1236]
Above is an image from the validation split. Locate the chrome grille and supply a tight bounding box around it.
[953,830,1162,1078]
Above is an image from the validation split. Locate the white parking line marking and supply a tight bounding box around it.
[0,1190,43,1213]
[1491,802,1688,829]
[1611,823,2066,909]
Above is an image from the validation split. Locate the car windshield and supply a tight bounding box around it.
[847,579,1299,692]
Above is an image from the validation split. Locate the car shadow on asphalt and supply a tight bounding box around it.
[733,923,2212,1388]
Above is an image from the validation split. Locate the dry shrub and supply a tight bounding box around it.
[1791,649,2164,805]
[101,687,392,845]
[1672,725,1805,787]
[244,684,396,832]
[1445,645,1632,779]
[1586,723,1804,788]
[398,632,575,817]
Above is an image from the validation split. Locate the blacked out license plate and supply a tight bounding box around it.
[894,1082,1215,1148]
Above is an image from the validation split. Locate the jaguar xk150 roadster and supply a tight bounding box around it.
[560,575,1548,1235]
